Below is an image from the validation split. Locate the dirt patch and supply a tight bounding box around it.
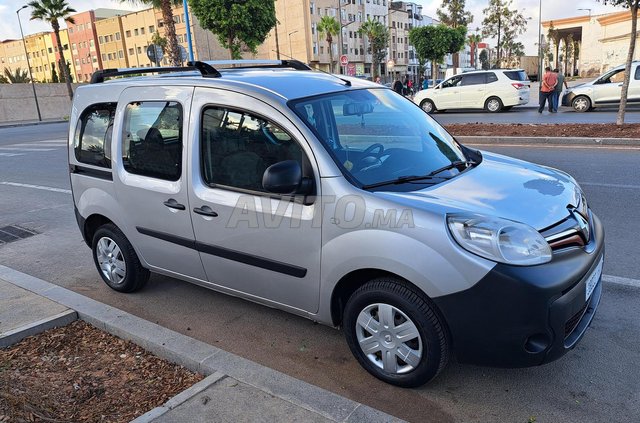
[445,123,640,139]
[0,320,203,422]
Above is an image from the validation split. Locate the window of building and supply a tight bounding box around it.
[158,19,164,28]
[123,101,183,181]
[115,32,121,40]
[69,27,73,34]
[310,1,315,14]
[137,46,142,54]
[118,50,124,59]
[72,43,77,51]
[101,53,107,61]
[313,42,318,55]
[134,28,139,36]
[173,15,180,23]
[200,106,305,193]
[149,25,155,33]
[90,40,95,47]
[74,103,117,168]
[48,47,53,53]
[126,30,131,37]
[128,48,134,55]
[140,27,145,35]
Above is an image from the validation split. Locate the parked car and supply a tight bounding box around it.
[70,60,603,387]
[414,69,531,113]
[563,62,640,112]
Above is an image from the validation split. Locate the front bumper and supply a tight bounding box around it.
[562,91,577,107]
[433,212,604,368]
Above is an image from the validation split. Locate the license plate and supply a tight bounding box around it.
[585,257,603,301]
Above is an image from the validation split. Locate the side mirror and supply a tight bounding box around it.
[262,160,302,194]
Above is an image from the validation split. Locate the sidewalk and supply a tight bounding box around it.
[0,265,402,423]
[0,118,66,128]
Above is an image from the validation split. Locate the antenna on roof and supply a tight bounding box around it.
[272,51,351,87]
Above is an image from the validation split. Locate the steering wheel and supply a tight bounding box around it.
[355,143,385,172]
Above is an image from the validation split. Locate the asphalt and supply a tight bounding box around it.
[0,265,401,423]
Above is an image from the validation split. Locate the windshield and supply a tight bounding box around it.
[290,88,469,191]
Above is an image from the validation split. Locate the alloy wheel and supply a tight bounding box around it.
[96,236,126,285]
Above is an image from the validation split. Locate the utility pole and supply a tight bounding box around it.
[337,0,343,74]
[17,5,42,122]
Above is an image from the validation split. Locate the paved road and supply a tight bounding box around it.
[1,123,639,423]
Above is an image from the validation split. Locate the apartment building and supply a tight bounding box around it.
[67,11,101,82]
[0,39,27,76]
[121,8,157,68]
[48,29,75,82]
[24,32,53,82]
[387,1,410,78]
[95,14,129,69]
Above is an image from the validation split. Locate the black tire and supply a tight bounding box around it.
[92,223,149,293]
[572,95,592,113]
[420,99,436,114]
[484,96,503,113]
[502,106,513,111]
[343,277,449,387]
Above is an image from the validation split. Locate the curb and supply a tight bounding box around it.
[0,120,67,129]
[0,265,403,423]
[457,135,640,146]
[0,309,77,348]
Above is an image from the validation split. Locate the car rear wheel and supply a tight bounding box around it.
[343,277,449,387]
[92,223,149,292]
[572,96,592,113]
[485,97,503,113]
[420,99,436,113]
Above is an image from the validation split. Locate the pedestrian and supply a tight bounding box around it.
[552,68,568,113]
[375,75,381,84]
[422,78,429,90]
[393,77,403,95]
[407,78,413,96]
[538,66,557,114]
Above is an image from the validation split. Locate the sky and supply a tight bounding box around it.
[0,0,627,55]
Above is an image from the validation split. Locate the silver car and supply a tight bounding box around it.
[69,60,604,387]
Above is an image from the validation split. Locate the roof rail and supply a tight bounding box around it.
[90,62,221,84]
[203,59,312,71]
[89,59,312,84]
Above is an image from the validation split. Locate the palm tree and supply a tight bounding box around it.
[3,68,31,83]
[317,15,340,73]
[124,0,183,67]
[359,18,388,79]
[28,0,75,99]
[467,33,482,69]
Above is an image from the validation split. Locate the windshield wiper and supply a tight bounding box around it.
[427,160,477,177]
[361,174,451,190]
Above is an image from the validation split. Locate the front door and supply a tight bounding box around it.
[434,75,462,109]
[458,73,487,108]
[592,68,625,105]
[187,88,322,313]
[113,86,207,281]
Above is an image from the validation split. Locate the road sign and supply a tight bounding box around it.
[178,45,188,63]
[340,55,349,66]
[146,44,164,64]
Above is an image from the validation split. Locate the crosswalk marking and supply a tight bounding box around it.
[0,181,71,194]
[0,139,67,155]
[0,153,24,157]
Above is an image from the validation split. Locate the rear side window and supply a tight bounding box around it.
[634,66,640,80]
[486,72,498,83]
[122,101,183,181]
[74,103,116,168]
[461,73,486,86]
[504,70,529,81]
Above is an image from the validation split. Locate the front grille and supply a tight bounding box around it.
[565,301,589,339]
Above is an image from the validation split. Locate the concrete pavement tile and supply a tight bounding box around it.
[201,350,359,422]
[151,375,334,423]
[0,309,77,348]
[345,404,406,423]
[0,266,59,295]
[0,279,68,332]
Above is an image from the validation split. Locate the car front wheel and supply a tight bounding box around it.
[343,278,449,387]
[420,99,436,113]
[572,95,592,112]
[92,223,149,292]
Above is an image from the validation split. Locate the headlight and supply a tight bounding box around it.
[447,213,552,266]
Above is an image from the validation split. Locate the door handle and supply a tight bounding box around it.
[193,205,218,217]
[163,198,185,210]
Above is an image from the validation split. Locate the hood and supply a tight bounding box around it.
[378,152,582,230]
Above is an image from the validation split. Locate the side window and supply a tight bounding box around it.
[461,73,486,86]
[442,76,462,89]
[201,107,305,193]
[634,66,640,80]
[122,101,182,181]
[74,103,116,168]
[486,72,498,83]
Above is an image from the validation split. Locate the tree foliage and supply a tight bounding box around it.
[317,15,340,73]
[437,0,472,69]
[359,18,389,79]
[481,0,526,67]
[28,0,75,98]
[189,0,277,59]
[410,25,466,81]
[597,0,640,125]
[3,67,31,83]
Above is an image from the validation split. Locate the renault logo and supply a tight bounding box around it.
[570,207,590,243]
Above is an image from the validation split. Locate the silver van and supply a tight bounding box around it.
[563,62,640,111]
[69,60,604,387]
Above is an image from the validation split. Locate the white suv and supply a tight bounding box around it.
[69,60,602,387]
[413,69,531,113]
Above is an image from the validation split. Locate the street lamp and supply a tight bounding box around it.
[578,8,592,17]
[16,5,42,122]
[288,30,298,58]
[182,0,194,62]
[537,0,543,85]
